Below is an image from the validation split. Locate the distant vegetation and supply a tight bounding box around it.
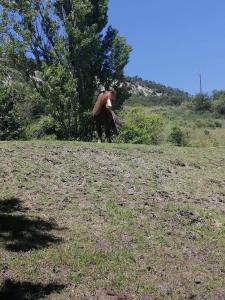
[116,82,225,147]
[126,76,225,116]
[125,76,190,106]
[0,2,224,146]
[1,69,225,147]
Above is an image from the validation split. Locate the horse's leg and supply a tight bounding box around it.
[96,122,103,143]
[105,125,112,143]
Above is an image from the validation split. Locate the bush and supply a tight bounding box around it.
[77,111,95,141]
[0,85,25,140]
[25,115,57,139]
[125,94,186,107]
[212,99,225,115]
[191,94,211,111]
[214,120,222,128]
[211,90,225,115]
[195,119,222,129]
[168,124,189,146]
[114,107,164,144]
[204,129,210,136]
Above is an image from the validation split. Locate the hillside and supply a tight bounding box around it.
[126,76,189,97]
[1,141,225,299]
[125,76,190,106]
[120,78,225,147]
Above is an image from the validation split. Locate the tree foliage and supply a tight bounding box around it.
[0,84,25,140]
[0,0,132,139]
[211,90,225,115]
[190,93,211,111]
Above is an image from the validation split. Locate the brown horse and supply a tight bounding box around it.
[92,90,118,143]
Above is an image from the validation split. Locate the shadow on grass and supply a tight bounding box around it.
[0,198,62,252]
[0,279,65,300]
[0,197,28,213]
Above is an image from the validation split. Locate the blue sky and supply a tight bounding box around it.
[108,0,225,95]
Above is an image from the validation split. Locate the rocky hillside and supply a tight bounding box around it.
[126,76,189,98]
[125,76,190,106]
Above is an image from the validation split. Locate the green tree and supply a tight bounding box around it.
[191,93,211,111]
[0,61,36,140]
[211,90,225,115]
[0,84,24,140]
[0,0,132,139]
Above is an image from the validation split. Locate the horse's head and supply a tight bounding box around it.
[105,90,117,109]
[92,89,117,118]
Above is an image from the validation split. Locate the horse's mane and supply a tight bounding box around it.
[92,91,110,117]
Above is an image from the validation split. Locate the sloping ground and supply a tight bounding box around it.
[0,141,225,300]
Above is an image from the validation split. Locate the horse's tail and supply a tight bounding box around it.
[111,111,124,130]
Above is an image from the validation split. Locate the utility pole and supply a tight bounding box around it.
[199,73,202,94]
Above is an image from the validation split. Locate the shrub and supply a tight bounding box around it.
[211,90,225,115]
[204,129,210,136]
[212,99,225,115]
[77,111,95,141]
[114,107,164,144]
[194,119,223,129]
[25,115,57,139]
[0,85,25,140]
[168,124,189,146]
[214,120,222,128]
[191,94,211,111]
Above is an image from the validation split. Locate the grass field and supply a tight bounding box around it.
[135,105,225,147]
[0,141,225,299]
